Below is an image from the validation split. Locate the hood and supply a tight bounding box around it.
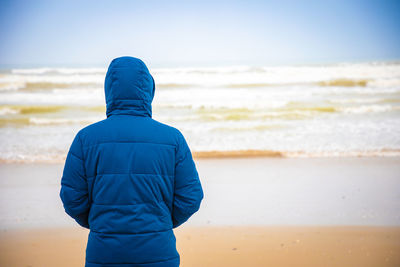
[105,56,155,118]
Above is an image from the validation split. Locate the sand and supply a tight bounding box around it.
[1,157,400,229]
[1,157,400,266]
[0,226,399,267]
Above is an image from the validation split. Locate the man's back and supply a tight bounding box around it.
[60,57,204,267]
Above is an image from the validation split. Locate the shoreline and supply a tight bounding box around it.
[1,150,400,163]
[193,149,400,158]
[1,225,399,267]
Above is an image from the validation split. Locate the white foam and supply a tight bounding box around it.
[11,67,106,75]
[29,116,103,125]
[0,107,19,115]
[0,82,25,91]
[1,62,400,162]
[339,105,393,114]
[151,62,400,87]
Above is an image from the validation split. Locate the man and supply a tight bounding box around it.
[60,56,204,267]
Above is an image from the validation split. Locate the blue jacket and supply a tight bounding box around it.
[60,56,204,267]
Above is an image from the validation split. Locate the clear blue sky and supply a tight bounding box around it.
[0,0,399,67]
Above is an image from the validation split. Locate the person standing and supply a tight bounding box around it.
[60,56,204,266]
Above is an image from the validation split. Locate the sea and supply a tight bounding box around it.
[1,61,400,163]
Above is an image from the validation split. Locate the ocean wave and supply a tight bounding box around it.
[212,124,286,132]
[280,105,337,113]
[0,116,100,127]
[226,83,275,88]
[28,117,98,125]
[24,82,100,91]
[225,79,400,89]
[2,79,399,92]
[192,103,397,122]
[0,117,30,127]
[156,79,400,89]
[11,68,105,75]
[197,109,318,121]
[153,65,252,75]
[0,106,19,116]
[1,62,400,164]
[327,98,390,104]
[0,82,26,91]
[196,107,255,121]
[2,62,400,92]
[379,98,400,103]
[82,106,106,112]
[0,105,66,115]
[1,100,396,126]
[317,79,369,87]
[0,81,100,91]
[156,83,195,88]
[278,104,396,115]
[226,79,370,88]
[151,62,400,88]
[339,105,393,114]
[0,104,107,117]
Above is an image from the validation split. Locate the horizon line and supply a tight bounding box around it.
[1,57,400,70]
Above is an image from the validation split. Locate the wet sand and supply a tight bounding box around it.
[1,157,400,229]
[0,226,399,267]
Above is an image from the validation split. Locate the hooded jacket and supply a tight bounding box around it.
[60,56,204,267]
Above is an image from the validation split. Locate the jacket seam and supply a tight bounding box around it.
[60,182,87,193]
[82,141,176,149]
[91,199,165,206]
[109,98,144,102]
[90,227,173,236]
[69,151,83,161]
[86,173,173,179]
[77,133,88,177]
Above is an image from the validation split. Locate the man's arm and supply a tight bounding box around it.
[59,131,90,229]
[172,131,204,228]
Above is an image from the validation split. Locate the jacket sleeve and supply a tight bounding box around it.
[172,131,204,228]
[59,131,90,229]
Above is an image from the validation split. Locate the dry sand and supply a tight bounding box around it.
[0,226,399,267]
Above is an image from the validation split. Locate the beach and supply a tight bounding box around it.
[1,226,399,267]
[2,0,400,264]
[0,156,399,266]
[1,0,400,265]
[1,63,400,266]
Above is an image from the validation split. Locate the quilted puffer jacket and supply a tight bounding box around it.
[60,56,204,267]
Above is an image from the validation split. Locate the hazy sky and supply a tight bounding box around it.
[1,0,399,67]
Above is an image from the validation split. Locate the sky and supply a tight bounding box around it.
[0,0,399,67]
